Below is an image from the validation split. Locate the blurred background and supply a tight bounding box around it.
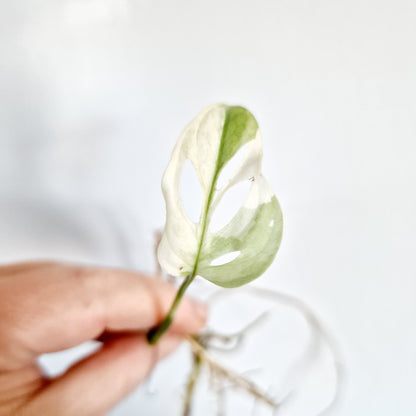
[0,0,415,415]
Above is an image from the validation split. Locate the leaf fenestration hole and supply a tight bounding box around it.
[209,179,251,233]
[180,159,202,223]
[210,251,241,266]
[216,142,250,190]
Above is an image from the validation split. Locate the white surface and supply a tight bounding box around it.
[0,1,415,415]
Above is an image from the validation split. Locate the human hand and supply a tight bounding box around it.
[0,262,207,415]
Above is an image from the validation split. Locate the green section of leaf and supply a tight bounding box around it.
[217,106,259,172]
[199,196,283,288]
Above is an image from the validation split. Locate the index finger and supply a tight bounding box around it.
[0,263,207,369]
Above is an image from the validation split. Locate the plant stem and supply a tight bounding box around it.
[148,142,218,345]
[147,272,196,344]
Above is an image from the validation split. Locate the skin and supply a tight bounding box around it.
[0,262,207,416]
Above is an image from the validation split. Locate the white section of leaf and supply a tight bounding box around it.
[216,142,250,189]
[209,180,251,233]
[180,159,202,223]
[242,175,274,210]
[210,129,263,213]
[158,104,226,277]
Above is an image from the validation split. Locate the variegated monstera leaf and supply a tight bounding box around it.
[158,104,283,288]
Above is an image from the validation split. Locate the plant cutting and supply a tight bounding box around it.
[146,104,341,415]
[147,103,283,344]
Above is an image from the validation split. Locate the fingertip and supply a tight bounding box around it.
[173,298,208,334]
[190,299,209,328]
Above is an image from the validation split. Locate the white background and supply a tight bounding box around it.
[0,1,415,415]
